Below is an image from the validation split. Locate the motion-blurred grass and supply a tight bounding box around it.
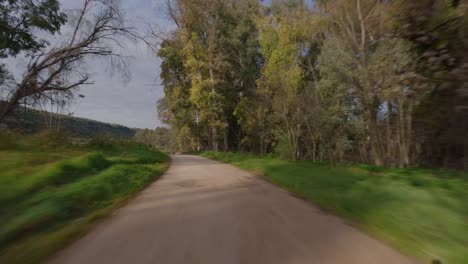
[201,151,468,264]
[0,133,169,264]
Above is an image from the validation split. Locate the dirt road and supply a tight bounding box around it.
[48,155,417,264]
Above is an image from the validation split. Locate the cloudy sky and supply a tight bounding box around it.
[60,0,174,129]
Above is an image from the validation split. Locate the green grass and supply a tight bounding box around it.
[200,151,468,264]
[0,133,169,264]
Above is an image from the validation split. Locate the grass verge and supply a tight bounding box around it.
[0,134,169,264]
[200,151,468,264]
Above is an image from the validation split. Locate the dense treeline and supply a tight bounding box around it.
[157,0,467,169]
[133,127,172,151]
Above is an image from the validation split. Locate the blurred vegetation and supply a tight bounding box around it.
[201,151,468,264]
[0,132,169,264]
[133,127,173,152]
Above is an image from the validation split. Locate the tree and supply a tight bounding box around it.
[255,0,314,160]
[161,0,261,152]
[134,127,173,151]
[0,0,67,57]
[0,0,140,121]
[315,0,420,166]
[156,0,468,169]
[0,0,67,94]
[157,35,199,152]
[36,89,71,132]
[393,0,467,169]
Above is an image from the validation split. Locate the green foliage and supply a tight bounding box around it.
[0,152,110,206]
[157,36,199,151]
[201,151,468,264]
[0,0,67,91]
[256,3,320,160]
[0,0,67,58]
[158,0,466,169]
[176,125,194,152]
[133,127,173,151]
[274,135,294,160]
[0,135,169,263]
[158,0,262,152]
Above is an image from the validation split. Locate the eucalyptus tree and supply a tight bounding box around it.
[254,0,321,160]
[162,0,261,151]
[157,35,198,152]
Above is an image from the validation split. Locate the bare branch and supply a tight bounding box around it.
[0,0,140,121]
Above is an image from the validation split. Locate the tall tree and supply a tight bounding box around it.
[162,0,261,151]
[317,0,420,166]
[157,34,198,152]
[254,0,311,160]
[394,0,467,169]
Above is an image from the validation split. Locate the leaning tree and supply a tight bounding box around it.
[0,0,142,121]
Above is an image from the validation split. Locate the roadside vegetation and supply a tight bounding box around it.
[157,0,467,171]
[201,151,468,264]
[0,132,169,264]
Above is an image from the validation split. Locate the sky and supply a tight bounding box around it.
[58,0,173,129]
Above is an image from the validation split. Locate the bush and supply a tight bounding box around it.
[87,137,118,151]
[0,153,111,206]
[0,131,17,150]
[50,152,110,185]
[21,131,71,150]
[274,136,294,160]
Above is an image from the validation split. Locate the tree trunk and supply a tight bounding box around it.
[0,92,22,121]
[397,96,412,167]
[404,100,413,166]
[385,101,393,165]
[223,129,228,151]
[212,126,219,151]
[368,108,384,166]
[287,129,295,160]
[0,105,14,122]
[312,139,317,162]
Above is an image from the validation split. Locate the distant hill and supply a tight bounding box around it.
[2,105,135,139]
